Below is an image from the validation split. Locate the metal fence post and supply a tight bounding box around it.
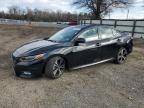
[132,20,136,37]
[84,20,86,25]
[90,19,92,24]
[100,19,102,25]
[114,20,117,28]
[80,20,82,25]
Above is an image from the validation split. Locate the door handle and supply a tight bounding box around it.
[117,38,121,42]
[96,43,101,46]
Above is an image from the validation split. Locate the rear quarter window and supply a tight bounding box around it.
[112,29,121,37]
[99,27,113,39]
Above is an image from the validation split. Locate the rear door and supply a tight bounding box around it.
[98,27,119,60]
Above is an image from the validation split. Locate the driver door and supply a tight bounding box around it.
[71,26,102,68]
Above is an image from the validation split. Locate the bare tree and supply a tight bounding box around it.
[0,6,90,22]
[73,0,130,19]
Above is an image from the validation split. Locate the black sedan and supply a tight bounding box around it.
[12,25,133,79]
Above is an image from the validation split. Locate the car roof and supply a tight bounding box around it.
[71,24,96,30]
[70,24,114,31]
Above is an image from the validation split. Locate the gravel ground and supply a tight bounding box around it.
[0,25,144,108]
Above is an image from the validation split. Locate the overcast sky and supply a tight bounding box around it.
[0,0,144,19]
[0,0,75,12]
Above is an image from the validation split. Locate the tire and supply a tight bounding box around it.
[115,47,128,64]
[45,56,65,79]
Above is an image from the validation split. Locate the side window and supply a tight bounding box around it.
[99,27,113,39]
[79,27,99,42]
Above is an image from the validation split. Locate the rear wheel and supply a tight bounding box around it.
[115,47,128,64]
[45,56,65,79]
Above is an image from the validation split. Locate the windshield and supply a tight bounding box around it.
[48,27,81,42]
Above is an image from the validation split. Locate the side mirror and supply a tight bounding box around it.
[75,38,86,46]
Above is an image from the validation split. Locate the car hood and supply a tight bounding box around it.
[13,39,59,57]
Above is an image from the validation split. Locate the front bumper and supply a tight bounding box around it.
[12,60,45,78]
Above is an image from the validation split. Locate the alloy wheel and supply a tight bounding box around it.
[118,48,127,64]
[52,57,65,77]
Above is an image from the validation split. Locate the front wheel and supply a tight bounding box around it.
[45,56,65,79]
[115,47,128,64]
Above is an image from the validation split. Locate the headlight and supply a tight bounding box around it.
[20,54,46,62]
